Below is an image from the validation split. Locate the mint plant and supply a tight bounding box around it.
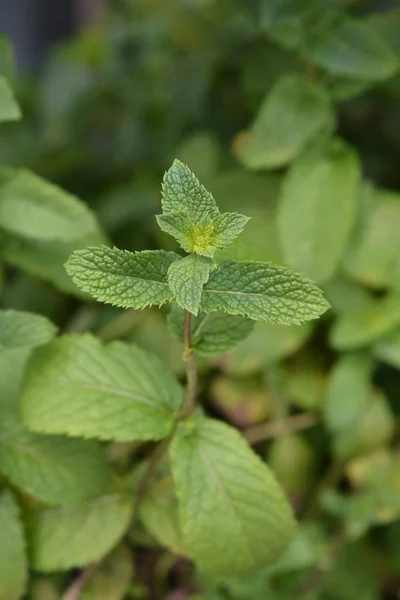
[37,159,332,577]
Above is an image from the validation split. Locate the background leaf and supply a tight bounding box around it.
[0,310,57,350]
[0,490,27,600]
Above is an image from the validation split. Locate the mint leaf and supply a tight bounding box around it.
[278,139,360,283]
[0,490,27,600]
[0,349,116,506]
[168,254,213,316]
[201,259,329,325]
[81,546,133,600]
[303,17,398,81]
[66,247,179,309]
[237,74,334,170]
[27,493,132,571]
[159,161,248,257]
[0,169,101,242]
[21,334,183,441]
[162,159,219,220]
[0,75,20,122]
[170,416,295,576]
[0,310,57,351]
[168,306,254,357]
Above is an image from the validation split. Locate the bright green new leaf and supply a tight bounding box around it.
[168,254,213,315]
[303,17,398,80]
[0,310,57,351]
[0,169,101,242]
[168,306,254,357]
[21,334,183,441]
[0,349,116,506]
[0,75,21,122]
[162,159,219,221]
[330,294,400,351]
[158,161,248,257]
[140,474,186,556]
[278,139,360,283]
[27,493,132,571]
[201,259,329,325]
[170,416,296,576]
[66,247,180,308]
[237,74,333,170]
[0,490,27,600]
[81,546,133,600]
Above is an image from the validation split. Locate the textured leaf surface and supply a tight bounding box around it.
[0,310,57,351]
[278,139,360,283]
[0,169,101,242]
[303,17,398,80]
[168,254,212,315]
[0,490,27,600]
[0,349,116,506]
[168,306,254,356]
[162,159,219,221]
[238,74,333,170]
[170,416,296,576]
[21,334,183,441]
[0,75,21,122]
[330,295,400,350]
[66,247,179,309]
[201,259,329,325]
[27,493,132,571]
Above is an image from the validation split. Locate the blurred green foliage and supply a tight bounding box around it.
[1,0,400,598]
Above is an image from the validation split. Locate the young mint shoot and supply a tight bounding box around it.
[64,159,330,577]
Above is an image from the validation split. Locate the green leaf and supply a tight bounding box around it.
[303,17,398,81]
[260,0,320,50]
[237,74,333,170]
[0,490,27,600]
[81,546,133,600]
[0,310,57,351]
[0,349,116,506]
[373,326,400,369]
[168,306,254,357]
[0,169,101,242]
[278,139,360,283]
[66,247,180,308]
[168,254,213,316]
[201,259,329,325]
[330,294,400,351]
[162,159,219,221]
[27,493,132,571]
[343,185,400,289]
[367,10,400,59]
[21,334,183,442]
[0,229,108,296]
[0,76,21,122]
[140,474,186,556]
[0,34,16,82]
[170,416,296,576]
[211,212,250,251]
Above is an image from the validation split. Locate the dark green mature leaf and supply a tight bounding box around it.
[0,169,101,242]
[168,306,254,357]
[260,0,320,50]
[201,259,329,325]
[66,247,180,309]
[278,139,360,283]
[0,310,57,351]
[367,10,400,59]
[303,17,398,80]
[0,349,116,506]
[237,74,333,170]
[0,76,20,122]
[167,254,213,315]
[21,334,183,442]
[27,493,132,571]
[0,490,27,600]
[170,416,295,576]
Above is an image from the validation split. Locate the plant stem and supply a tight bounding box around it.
[244,412,319,445]
[179,309,198,419]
